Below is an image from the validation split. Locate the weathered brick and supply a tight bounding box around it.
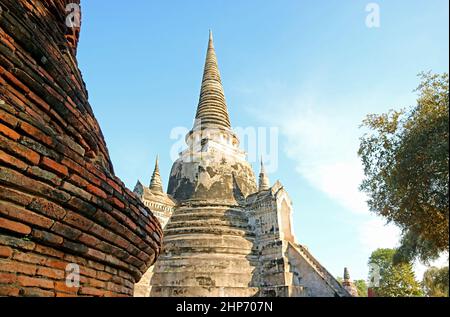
[78,233,101,249]
[63,210,94,231]
[0,246,13,258]
[20,287,55,297]
[65,196,97,216]
[86,184,107,199]
[0,201,54,229]
[0,135,40,164]
[0,150,28,171]
[34,244,64,259]
[0,286,20,296]
[0,216,31,235]
[26,166,62,186]
[79,286,105,297]
[36,267,65,280]
[31,229,64,245]
[18,275,54,289]
[19,121,54,147]
[51,222,82,241]
[0,167,70,203]
[0,185,34,206]
[13,251,47,265]
[0,123,20,140]
[0,260,37,275]
[0,272,17,283]
[54,281,79,294]
[28,197,67,220]
[40,156,68,176]
[62,181,92,201]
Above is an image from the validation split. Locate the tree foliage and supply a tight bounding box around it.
[336,277,368,297]
[368,248,423,297]
[359,72,449,263]
[422,266,449,297]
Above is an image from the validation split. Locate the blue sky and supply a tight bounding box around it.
[77,0,449,280]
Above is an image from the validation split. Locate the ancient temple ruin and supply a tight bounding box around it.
[134,32,351,297]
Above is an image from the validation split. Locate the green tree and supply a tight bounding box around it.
[336,277,369,297]
[422,266,449,297]
[354,279,368,297]
[359,72,449,264]
[368,248,423,297]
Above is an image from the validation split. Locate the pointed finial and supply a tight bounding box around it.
[150,155,163,193]
[193,30,231,130]
[344,267,350,281]
[258,157,270,191]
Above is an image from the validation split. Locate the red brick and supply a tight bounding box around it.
[0,135,40,165]
[40,156,68,176]
[0,109,19,127]
[0,260,37,275]
[36,267,65,280]
[54,281,79,294]
[51,222,82,241]
[63,210,94,231]
[111,197,125,209]
[0,167,70,203]
[45,258,70,270]
[0,185,34,206]
[0,246,13,258]
[69,173,88,188]
[31,229,64,245]
[0,201,54,229]
[26,166,62,186]
[19,121,53,147]
[28,197,67,220]
[0,272,17,284]
[27,91,50,111]
[78,233,101,248]
[0,123,20,140]
[106,178,122,194]
[96,271,112,281]
[13,251,48,265]
[86,184,107,199]
[20,287,55,297]
[79,286,105,297]
[80,266,97,278]
[18,275,54,289]
[0,286,20,296]
[0,216,31,235]
[34,244,64,259]
[87,278,106,289]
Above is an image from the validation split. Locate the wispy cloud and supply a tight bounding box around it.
[246,79,403,253]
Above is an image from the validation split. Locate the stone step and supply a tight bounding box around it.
[150,272,256,288]
[149,285,260,297]
[154,259,257,274]
[164,226,255,238]
[166,219,250,230]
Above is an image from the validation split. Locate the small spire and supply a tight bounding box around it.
[149,155,163,193]
[258,157,270,191]
[344,267,350,281]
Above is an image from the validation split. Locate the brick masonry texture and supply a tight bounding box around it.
[0,0,163,297]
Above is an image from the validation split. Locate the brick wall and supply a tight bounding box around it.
[0,0,163,296]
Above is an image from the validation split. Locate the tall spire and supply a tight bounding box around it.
[193,30,231,130]
[258,158,270,191]
[150,155,163,193]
